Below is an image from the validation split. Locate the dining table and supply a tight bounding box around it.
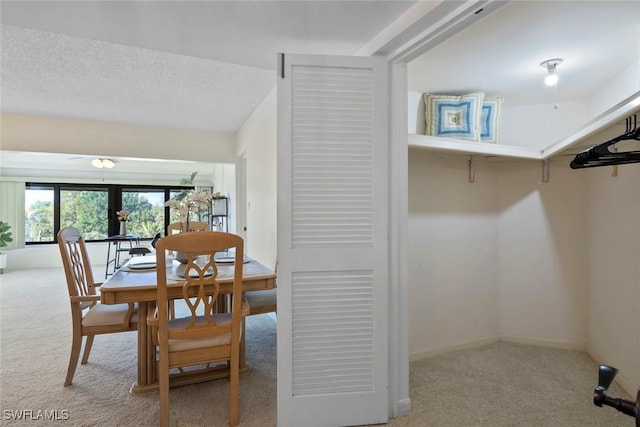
[100,254,277,394]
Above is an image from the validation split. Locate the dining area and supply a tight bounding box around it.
[100,242,276,391]
[54,225,277,426]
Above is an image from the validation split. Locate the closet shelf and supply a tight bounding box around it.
[409,92,640,161]
[541,93,640,158]
[408,134,541,160]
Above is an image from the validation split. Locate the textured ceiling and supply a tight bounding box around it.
[1,25,275,133]
[0,0,416,133]
[0,0,417,71]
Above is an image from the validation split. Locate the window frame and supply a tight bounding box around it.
[25,182,193,244]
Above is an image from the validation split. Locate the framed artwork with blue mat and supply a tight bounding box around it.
[424,92,484,141]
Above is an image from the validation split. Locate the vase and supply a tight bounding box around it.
[175,251,189,264]
[119,221,127,235]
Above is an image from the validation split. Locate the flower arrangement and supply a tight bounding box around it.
[165,191,212,232]
[116,210,130,222]
[212,192,226,199]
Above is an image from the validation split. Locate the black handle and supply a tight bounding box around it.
[593,365,639,423]
[636,389,639,427]
[595,365,618,406]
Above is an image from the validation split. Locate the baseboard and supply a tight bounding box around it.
[409,336,499,361]
[499,335,587,352]
[410,335,588,362]
[394,398,412,417]
[587,345,637,398]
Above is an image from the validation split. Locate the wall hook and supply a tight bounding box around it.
[468,155,475,183]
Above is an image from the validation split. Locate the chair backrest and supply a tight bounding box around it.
[155,231,245,342]
[166,223,210,256]
[167,221,210,235]
[57,227,97,309]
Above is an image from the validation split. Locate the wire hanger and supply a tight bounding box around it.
[570,114,640,169]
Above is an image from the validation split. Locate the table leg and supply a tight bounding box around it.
[146,302,156,385]
[129,301,158,394]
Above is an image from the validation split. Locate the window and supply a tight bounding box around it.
[122,189,166,238]
[25,183,193,244]
[25,186,55,243]
[61,187,109,240]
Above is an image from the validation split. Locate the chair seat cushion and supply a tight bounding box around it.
[166,299,249,352]
[244,289,277,309]
[83,303,138,327]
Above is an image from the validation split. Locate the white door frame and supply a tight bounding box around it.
[387,61,411,417]
[235,151,248,245]
[369,1,508,418]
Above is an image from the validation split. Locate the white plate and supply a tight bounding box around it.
[215,256,250,264]
[128,262,156,270]
[127,255,157,269]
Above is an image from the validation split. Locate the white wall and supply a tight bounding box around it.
[0,113,236,163]
[235,89,277,270]
[408,145,639,395]
[408,149,499,357]
[407,91,424,135]
[585,150,640,394]
[408,152,589,356]
[499,102,587,149]
[497,158,588,349]
[7,240,108,271]
[587,59,640,119]
[212,163,236,233]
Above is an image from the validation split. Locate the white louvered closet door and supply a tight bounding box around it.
[277,54,389,427]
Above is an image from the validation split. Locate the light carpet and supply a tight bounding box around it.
[1,267,635,426]
[1,267,276,426]
[389,341,633,427]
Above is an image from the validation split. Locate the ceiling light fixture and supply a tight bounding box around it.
[540,58,563,86]
[91,158,115,169]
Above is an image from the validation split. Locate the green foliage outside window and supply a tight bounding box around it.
[122,191,165,238]
[24,183,193,243]
[61,190,108,240]
[25,200,54,242]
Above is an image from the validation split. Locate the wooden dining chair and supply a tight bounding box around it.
[167,221,210,235]
[166,223,210,318]
[149,231,249,427]
[244,289,277,316]
[241,263,276,364]
[128,232,161,257]
[57,227,137,386]
[244,259,277,316]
